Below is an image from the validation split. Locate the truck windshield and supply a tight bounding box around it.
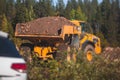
[80,22,93,34]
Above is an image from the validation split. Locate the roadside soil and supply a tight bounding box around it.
[102,47,120,61]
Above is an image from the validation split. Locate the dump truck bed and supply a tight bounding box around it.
[15,17,76,42]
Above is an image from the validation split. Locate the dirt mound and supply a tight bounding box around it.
[102,47,120,61]
[16,17,76,35]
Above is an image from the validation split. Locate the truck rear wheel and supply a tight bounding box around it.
[20,43,33,62]
[55,43,68,61]
[84,45,95,61]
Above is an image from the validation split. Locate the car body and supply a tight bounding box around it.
[0,31,27,80]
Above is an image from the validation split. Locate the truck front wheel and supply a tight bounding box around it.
[84,45,95,61]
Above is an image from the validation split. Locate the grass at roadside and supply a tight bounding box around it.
[26,51,120,80]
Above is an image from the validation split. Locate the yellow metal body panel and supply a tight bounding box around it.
[33,19,101,59]
[34,46,42,56]
[71,20,101,54]
[34,46,53,59]
[62,25,81,40]
[70,20,85,26]
[95,38,101,54]
[70,20,80,26]
[80,33,101,54]
[62,25,74,34]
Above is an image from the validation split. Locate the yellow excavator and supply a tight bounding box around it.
[15,17,101,61]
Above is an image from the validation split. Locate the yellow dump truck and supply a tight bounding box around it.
[15,17,101,61]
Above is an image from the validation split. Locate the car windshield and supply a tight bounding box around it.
[0,37,21,58]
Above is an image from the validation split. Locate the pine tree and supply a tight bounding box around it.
[75,6,87,21]
[25,0,36,20]
[117,0,120,46]
[14,1,29,23]
[107,0,119,46]
[90,0,99,34]
[6,0,16,21]
[33,1,43,17]
[25,0,35,9]
[34,0,54,17]
[69,6,87,21]
[56,0,65,16]
[65,0,73,19]
[45,0,55,16]
[71,0,78,9]
[70,9,76,19]
[0,0,6,15]
[78,0,84,10]
[0,14,14,37]
[0,14,9,33]
[91,0,98,20]
[83,0,91,21]
[99,0,111,38]
[98,0,120,46]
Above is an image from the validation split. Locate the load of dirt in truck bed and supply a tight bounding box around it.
[15,17,76,36]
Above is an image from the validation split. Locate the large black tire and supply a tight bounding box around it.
[84,44,95,61]
[20,43,33,62]
[54,43,68,61]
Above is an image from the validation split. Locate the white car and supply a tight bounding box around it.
[0,31,27,80]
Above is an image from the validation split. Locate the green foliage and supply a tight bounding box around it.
[75,6,87,21]
[70,9,76,20]
[96,32,109,48]
[0,14,9,32]
[34,0,55,18]
[26,6,35,21]
[15,3,29,23]
[0,14,14,38]
[6,0,16,21]
[70,6,87,21]
[0,0,6,15]
[27,51,120,80]
[64,0,73,19]
[56,0,65,16]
